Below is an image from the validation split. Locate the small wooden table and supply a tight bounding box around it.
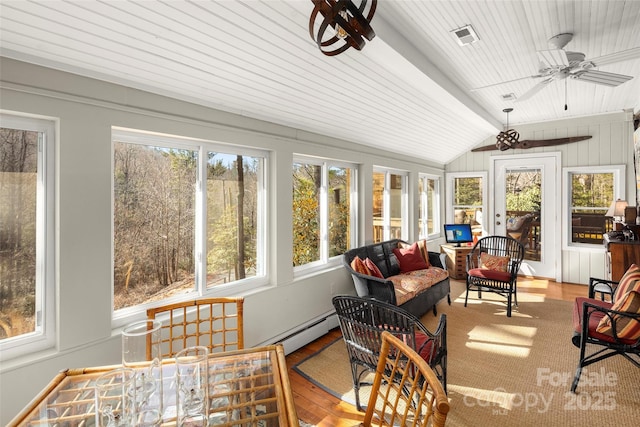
[9,344,298,427]
[440,244,473,279]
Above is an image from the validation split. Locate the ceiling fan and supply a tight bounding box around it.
[472,33,640,102]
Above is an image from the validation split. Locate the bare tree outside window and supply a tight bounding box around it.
[113,142,197,310]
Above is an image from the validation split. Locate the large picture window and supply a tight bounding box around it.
[0,113,55,359]
[293,157,356,269]
[113,129,266,317]
[563,165,625,247]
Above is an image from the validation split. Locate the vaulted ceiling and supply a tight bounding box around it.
[1,0,639,164]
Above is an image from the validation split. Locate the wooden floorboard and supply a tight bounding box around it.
[285,277,587,426]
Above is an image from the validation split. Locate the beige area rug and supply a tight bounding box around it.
[294,281,640,426]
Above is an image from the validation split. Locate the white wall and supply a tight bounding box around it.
[0,57,446,424]
[446,110,636,284]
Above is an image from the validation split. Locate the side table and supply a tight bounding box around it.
[440,244,473,280]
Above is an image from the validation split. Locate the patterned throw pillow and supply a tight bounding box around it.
[480,252,510,272]
[364,257,384,278]
[350,256,371,275]
[613,264,640,298]
[393,242,429,273]
[596,290,640,340]
[399,240,430,267]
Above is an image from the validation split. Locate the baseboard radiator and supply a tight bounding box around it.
[276,311,339,355]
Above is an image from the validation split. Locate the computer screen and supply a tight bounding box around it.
[443,223,474,247]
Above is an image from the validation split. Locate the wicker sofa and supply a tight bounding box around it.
[343,239,451,318]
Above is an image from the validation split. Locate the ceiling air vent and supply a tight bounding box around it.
[451,25,479,46]
[501,93,517,101]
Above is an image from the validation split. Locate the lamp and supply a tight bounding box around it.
[605,199,628,230]
[309,0,377,56]
[496,108,520,151]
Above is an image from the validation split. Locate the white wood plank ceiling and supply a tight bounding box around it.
[1,0,639,164]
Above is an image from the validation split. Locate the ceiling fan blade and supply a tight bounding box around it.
[469,75,540,92]
[471,136,592,152]
[537,49,569,69]
[590,47,640,67]
[573,70,633,87]
[515,77,554,102]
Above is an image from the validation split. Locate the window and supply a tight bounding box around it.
[445,172,487,238]
[0,113,55,359]
[563,165,625,247]
[113,129,266,319]
[292,157,356,268]
[418,174,440,239]
[373,168,407,243]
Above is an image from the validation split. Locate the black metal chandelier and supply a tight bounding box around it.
[496,108,520,151]
[309,0,377,56]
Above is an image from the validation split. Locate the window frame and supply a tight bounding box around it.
[111,128,268,327]
[292,155,358,275]
[373,167,409,242]
[562,165,625,250]
[418,173,441,240]
[0,112,56,360]
[445,171,488,236]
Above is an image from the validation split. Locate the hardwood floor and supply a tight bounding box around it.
[285,277,588,426]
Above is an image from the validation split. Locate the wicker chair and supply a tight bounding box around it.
[363,331,450,427]
[146,297,244,358]
[571,276,640,392]
[465,235,525,317]
[332,295,447,411]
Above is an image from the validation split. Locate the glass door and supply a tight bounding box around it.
[492,154,561,280]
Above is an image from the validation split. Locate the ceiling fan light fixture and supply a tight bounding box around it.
[309,0,377,56]
[496,108,519,151]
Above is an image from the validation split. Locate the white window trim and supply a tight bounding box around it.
[445,171,488,235]
[0,112,56,361]
[111,128,269,328]
[562,165,625,251]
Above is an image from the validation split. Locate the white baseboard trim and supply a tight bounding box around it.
[262,311,338,355]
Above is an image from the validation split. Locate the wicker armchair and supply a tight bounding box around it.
[465,235,525,317]
[332,295,447,411]
[146,297,244,358]
[571,275,640,392]
[363,331,450,427]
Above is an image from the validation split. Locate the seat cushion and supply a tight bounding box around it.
[468,267,511,282]
[573,297,636,345]
[387,267,449,306]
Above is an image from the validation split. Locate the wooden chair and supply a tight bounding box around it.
[362,331,450,427]
[332,295,447,412]
[146,297,244,358]
[571,275,640,392]
[465,235,525,317]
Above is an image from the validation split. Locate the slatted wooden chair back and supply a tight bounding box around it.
[363,331,450,427]
[146,297,244,358]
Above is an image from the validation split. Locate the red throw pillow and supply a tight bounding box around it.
[350,256,371,275]
[364,258,384,278]
[393,242,428,273]
[399,240,430,267]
